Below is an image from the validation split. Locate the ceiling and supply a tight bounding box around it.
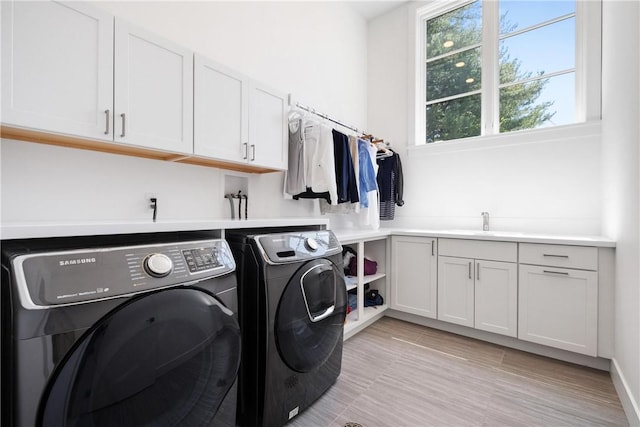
[346,1,408,21]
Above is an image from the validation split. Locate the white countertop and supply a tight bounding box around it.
[1,219,616,247]
[333,227,616,247]
[0,218,330,240]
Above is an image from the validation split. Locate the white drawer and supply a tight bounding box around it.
[519,243,597,270]
[438,238,517,262]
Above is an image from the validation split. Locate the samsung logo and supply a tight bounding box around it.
[59,257,96,266]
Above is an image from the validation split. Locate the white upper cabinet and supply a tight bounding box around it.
[248,81,288,170]
[2,1,285,170]
[1,1,114,140]
[114,19,193,154]
[194,59,287,170]
[2,2,193,155]
[194,56,249,164]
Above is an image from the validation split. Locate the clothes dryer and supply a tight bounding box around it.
[1,233,241,427]
[227,229,347,427]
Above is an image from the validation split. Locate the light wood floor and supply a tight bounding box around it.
[287,317,628,427]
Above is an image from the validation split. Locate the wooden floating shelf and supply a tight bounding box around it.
[0,125,279,174]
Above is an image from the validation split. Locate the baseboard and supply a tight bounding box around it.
[611,358,640,426]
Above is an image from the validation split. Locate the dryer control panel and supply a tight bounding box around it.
[255,230,342,264]
[11,239,235,309]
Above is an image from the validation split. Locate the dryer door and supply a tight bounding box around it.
[38,288,241,427]
[275,259,347,373]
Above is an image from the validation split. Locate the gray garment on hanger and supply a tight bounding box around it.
[286,118,306,195]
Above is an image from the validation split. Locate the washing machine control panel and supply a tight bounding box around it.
[12,239,236,309]
[182,247,223,273]
[255,230,342,264]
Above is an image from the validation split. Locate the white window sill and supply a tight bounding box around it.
[408,121,602,155]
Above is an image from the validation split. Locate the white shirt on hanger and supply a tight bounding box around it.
[303,120,338,205]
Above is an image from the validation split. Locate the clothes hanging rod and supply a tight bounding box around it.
[294,102,364,135]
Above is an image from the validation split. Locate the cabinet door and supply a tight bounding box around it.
[1,1,113,140]
[390,236,437,318]
[114,19,193,154]
[437,256,474,327]
[248,81,287,170]
[194,55,249,163]
[518,265,598,356]
[475,260,517,337]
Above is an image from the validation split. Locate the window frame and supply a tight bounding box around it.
[411,0,601,148]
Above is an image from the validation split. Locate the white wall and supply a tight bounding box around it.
[1,1,368,223]
[367,3,602,234]
[601,0,640,423]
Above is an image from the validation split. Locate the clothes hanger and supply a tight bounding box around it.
[374,139,393,159]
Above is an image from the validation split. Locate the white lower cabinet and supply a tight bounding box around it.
[475,260,518,337]
[437,256,474,327]
[437,257,517,337]
[519,262,598,356]
[363,235,608,358]
[390,236,437,318]
[437,239,518,337]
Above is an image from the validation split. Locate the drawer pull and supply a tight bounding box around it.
[104,109,110,135]
[543,270,569,276]
[543,254,569,258]
[431,240,434,256]
[120,113,126,137]
[468,262,472,279]
[477,262,480,280]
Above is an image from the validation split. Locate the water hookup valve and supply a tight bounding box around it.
[224,191,248,220]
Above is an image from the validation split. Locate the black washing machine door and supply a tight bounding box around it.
[275,259,347,373]
[37,287,241,427]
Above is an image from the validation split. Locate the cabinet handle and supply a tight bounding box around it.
[250,144,256,161]
[104,109,110,135]
[120,113,126,137]
[243,143,248,160]
[468,262,472,279]
[543,254,569,258]
[543,270,570,276]
[431,240,434,256]
[476,262,480,280]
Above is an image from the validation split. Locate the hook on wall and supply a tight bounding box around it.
[149,197,157,222]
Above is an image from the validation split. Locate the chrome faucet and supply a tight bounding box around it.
[481,212,490,231]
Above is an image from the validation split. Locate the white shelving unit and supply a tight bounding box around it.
[339,235,389,339]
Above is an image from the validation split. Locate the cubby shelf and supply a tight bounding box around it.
[337,234,389,340]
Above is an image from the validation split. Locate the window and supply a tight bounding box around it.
[418,0,598,145]
[426,1,483,142]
